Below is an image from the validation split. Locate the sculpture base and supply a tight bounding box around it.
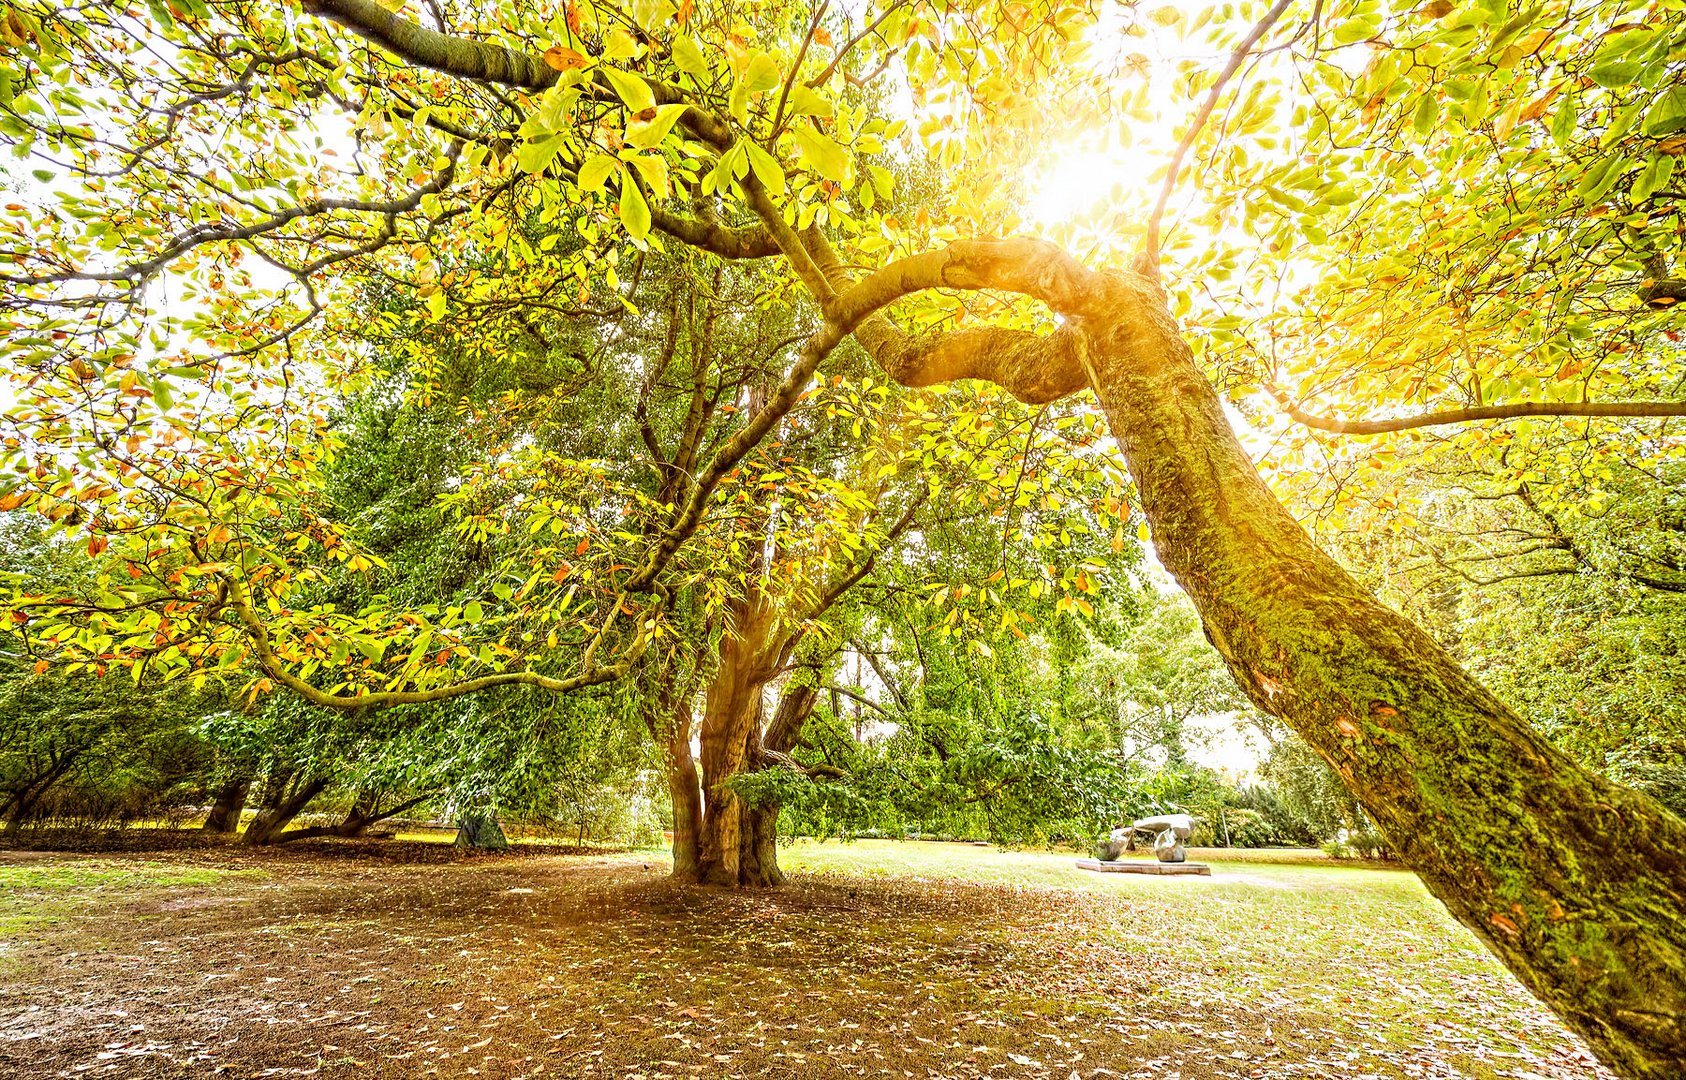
[1075,858,1211,876]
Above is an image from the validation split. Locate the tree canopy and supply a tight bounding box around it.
[2,0,1685,1075]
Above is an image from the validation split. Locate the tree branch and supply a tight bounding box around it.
[225,580,644,710]
[1276,393,1686,434]
[303,0,557,87]
[1142,0,1295,268]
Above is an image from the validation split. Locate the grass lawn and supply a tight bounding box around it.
[0,838,1609,1079]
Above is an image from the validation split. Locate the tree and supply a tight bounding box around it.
[2,1,1685,1073]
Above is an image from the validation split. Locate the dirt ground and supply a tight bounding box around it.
[0,841,1611,1080]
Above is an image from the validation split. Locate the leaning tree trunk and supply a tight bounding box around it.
[848,240,1686,1076]
[242,774,329,846]
[1065,270,1686,1077]
[202,776,251,833]
[695,589,781,887]
[2,750,81,836]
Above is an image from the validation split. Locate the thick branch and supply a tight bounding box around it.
[648,207,781,259]
[303,0,557,87]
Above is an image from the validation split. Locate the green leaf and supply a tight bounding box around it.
[603,26,640,61]
[629,154,669,199]
[1550,94,1576,147]
[1632,154,1675,202]
[518,132,568,175]
[672,34,707,77]
[601,67,655,113]
[1412,93,1438,136]
[1645,86,1686,137]
[741,51,782,95]
[791,126,849,182]
[463,600,484,623]
[625,102,689,149]
[151,379,173,412]
[620,173,652,240]
[1332,16,1379,44]
[1587,61,1642,89]
[743,140,785,195]
[1573,155,1627,204]
[577,153,620,194]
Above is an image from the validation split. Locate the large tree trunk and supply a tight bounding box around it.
[696,590,780,887]
[845,240,1686,1076]
[1069,271,1686,1078]
[201,776,251,833]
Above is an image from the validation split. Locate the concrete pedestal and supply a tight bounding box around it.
[1075,858,1211,876]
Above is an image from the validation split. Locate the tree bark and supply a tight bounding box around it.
[2,749,81,835]
[202,776,251,833]
[665,700,704,882]
[861,259,1686,1078]
[696,589,780,886]
[748,682,820,887]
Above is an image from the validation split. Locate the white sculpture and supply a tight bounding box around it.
[1129,813,1194,863]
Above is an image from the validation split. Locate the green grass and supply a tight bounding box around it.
[0,859,259,946]
[777,839,1533,1055]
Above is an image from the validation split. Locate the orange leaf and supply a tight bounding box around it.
[544,46,588,72]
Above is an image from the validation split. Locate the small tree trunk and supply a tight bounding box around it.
[666,702,704,882]
[202,777,251,833]
[748,683,820,887]
[2,751,81,836]
[455,812,509,850]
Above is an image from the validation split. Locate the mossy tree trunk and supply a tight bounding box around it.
[846,247,1686,1078]
[454,812,509,850]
